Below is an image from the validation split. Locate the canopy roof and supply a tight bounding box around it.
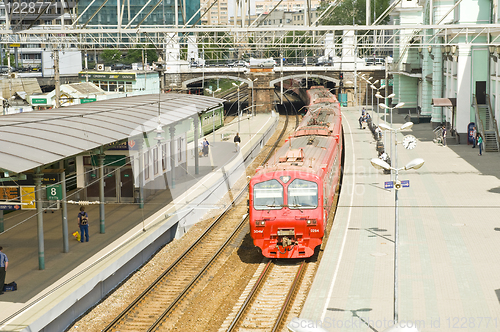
[431,98,456,107]
[0,93,223,173]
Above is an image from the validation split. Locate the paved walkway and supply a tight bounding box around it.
[300,107,500,332]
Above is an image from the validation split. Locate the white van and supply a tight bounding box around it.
[249,58,276,68]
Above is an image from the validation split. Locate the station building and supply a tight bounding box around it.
[390,0,499,151]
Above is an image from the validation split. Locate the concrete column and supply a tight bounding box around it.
[61,171,69,253]
[421,44,434,116]
[432,45,443,125]
[98,154,105,233]
[193,114,200,175]
[34,170,45,270]
[170,125,176,188]
[456,45,472,136]
[254,85,274,113]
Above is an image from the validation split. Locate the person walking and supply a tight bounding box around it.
[78,206,89,243]
[442,125,447,146]
[477,133,483,155]
[0,246,8,295]
[234,133,241,152]
[202,138,210,157]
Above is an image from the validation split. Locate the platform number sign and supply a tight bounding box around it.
[46,184,62,201]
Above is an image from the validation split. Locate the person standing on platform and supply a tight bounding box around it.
[234,133,241,152]
[202,138,210,157]
[442,125,447,146]
[477,133,483,156]
[0,246,8,295]
[78,206,89,243]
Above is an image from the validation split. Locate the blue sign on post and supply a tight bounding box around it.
[401,180,410,187]
[0,204,21,210]
[384,181,394,189]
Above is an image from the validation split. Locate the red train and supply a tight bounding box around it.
[249,86,343,258]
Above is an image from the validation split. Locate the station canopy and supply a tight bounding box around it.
[0,93,223,174]
[431,98,456,107]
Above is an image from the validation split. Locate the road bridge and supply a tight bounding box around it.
[162,65,386,112]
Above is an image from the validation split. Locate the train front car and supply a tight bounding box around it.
[249,87,342,258]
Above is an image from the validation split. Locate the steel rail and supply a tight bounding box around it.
[271,260,307,332]
[147,213,250,332]
[225,260,274,332]
[102,182,249,332]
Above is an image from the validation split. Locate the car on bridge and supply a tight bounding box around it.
[228,60,249,67]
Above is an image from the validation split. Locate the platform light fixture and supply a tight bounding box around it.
[370,121,423,325]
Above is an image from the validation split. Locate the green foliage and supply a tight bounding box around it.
[100,49,122,65]
[2,54,15,66]
[318,0,390,25]
[124,45,158,64]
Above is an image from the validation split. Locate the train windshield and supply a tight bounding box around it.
[287,179,318,209]
[253,179,284,210]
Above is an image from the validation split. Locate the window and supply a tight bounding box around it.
[253,179,284,210]
[288,179,318,209]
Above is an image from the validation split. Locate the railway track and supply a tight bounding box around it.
[223,259,308,332]
[101,109,298,332]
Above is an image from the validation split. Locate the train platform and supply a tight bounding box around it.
[300,107,500,331]
[0,111,278,332]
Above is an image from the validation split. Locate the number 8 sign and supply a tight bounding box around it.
[46,184,62,201]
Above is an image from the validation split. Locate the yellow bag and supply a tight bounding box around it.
[73,231,81,242]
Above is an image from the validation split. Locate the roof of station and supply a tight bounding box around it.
[0,93,223,174]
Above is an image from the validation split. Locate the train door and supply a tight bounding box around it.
[120,168,134,202]
[85,167,118,203]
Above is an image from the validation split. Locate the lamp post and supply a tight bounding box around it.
[232,81,245,133]
[370,121,424,325]
[375,92,395,148]
[371,83,386,126]
[378,102,405,180]
[369,79,379,113]
[206,87,221,145]
[250,78,257,116]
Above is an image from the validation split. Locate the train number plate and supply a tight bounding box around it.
[277,229,295,236]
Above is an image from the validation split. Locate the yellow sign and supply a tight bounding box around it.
[9,44,20,48]
[21,186,36,210]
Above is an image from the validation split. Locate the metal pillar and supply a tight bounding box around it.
[61,171,69,253]
[194,114,200,175]
[170,125,176,188]
[0,210,3,233]
[393,129,400,324]
[34,170,45,270]
[98,153,105,233]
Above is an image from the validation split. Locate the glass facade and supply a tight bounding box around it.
[77,0,200,26]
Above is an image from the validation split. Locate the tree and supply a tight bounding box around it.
[124,45,158,64]
[318,0,390,26]
[100,49,122,65]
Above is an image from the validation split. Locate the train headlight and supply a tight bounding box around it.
[306,219,317,225]
[255,220,266,227]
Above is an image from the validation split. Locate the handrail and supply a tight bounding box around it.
[486,94,500,151]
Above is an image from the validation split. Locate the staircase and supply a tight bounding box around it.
[473,95,500,152]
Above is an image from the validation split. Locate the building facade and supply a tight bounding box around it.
[391,0,499,151]
[255,0,320,15]
[200,0,229,25]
